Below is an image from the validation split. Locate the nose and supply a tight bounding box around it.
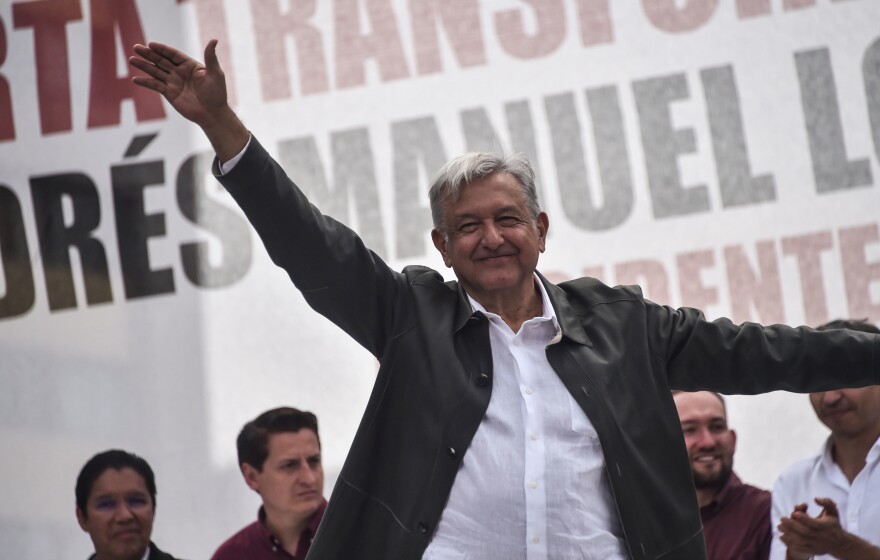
[481,222,503,248]
[693,427,716,449]
[301,465,318,484]
[115,503,136,521]
[821,390,843,407]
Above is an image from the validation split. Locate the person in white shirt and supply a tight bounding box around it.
[771,319,880,560]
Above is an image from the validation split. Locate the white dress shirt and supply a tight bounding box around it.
[770,436,880,560]
[423,277,628,560]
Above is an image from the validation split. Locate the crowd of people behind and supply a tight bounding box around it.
[77,319,880,560]
[670,317,880,560]
[70,38,880,560]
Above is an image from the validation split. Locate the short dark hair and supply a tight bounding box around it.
[75,449,156,518]
[237,407,320,471]
[816,318,880,334]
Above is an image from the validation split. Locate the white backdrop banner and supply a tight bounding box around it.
[1,0,878,558]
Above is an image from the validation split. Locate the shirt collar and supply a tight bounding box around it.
[819,437,836,472]
[700,471,742,514]
[256,506,278,549]
[821,434,880,471]
[868,435,880,463]
[465,273,561,334]
[305,499,328,538]
[257,500,328,550]
[91,544,152,560]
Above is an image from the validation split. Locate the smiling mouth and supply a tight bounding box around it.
[112,529,143,539]
[479,254,514,262]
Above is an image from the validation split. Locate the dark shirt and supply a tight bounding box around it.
[88,541,182,560]
[211,501,327,560]
[701,472,771,560]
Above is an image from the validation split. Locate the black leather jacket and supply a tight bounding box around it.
[218,136,879,560]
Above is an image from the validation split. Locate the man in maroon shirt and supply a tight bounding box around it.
[211,407,327,560]
[674,391,772,560]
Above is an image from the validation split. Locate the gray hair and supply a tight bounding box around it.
[429,151,541,237]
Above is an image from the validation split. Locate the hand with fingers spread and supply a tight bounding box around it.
[780,498,880,560]
[128,40,249,161]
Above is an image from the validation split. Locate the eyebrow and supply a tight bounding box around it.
[278,452,321,464]
[92,490,149,501]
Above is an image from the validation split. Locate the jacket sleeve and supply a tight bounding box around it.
[642,296,879,394]
[215,135,407,357]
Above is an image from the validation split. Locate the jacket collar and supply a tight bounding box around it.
[539,272,592,347]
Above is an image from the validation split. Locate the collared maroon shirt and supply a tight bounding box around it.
[700,473,771,560]
[211,500,327,560]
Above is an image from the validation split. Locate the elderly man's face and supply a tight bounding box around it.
[431,172,548,305]
[76,467,154,560]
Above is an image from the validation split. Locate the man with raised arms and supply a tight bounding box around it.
[129,41,880,560]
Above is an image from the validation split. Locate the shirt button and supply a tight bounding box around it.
[513,340,520,346]
[447,447,456,457]
[530,480,537,489]
[530,433,538,441]
[525,388,533,395]
[532,536,540,543]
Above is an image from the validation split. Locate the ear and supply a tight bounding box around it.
[76,506,88,532]
[241,463,261,493]
[536,212,549,253]
[729,429,737,453]
[431,229,452,268]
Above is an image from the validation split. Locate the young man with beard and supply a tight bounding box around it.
[673,391,771,560]
[771,320,880,560]
[76,449,183,560]
[211,407,326,560]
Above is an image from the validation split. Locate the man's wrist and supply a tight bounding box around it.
[201,106,250,163]
[833,532,880,560]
